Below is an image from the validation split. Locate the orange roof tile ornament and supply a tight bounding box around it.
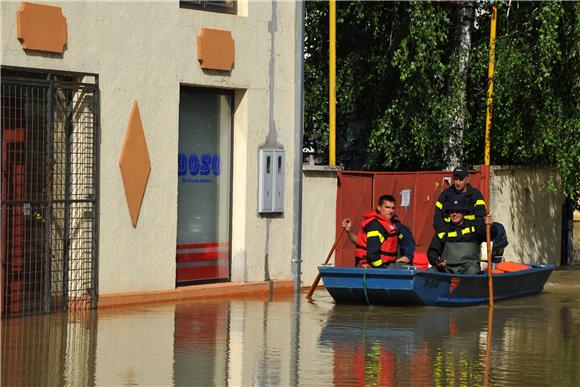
[16,2,68,54]
[197,28,235,71]
[119,101,151,227]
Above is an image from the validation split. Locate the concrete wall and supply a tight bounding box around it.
[300,167,339,286]
[489,166,565,265]
[1,1,299,294]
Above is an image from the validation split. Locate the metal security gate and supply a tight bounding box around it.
[1,67,99,318]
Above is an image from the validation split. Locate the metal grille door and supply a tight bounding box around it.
[1,68,99,317]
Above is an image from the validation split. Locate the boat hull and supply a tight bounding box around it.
[319,265,554,306]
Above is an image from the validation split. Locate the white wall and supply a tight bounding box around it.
[1,1,299,293]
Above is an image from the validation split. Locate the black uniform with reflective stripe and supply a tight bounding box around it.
[427,219,507,267]
[433,184,486,231]
[393,219,415,263]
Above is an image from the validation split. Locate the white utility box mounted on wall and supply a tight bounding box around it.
[258,148,285,213]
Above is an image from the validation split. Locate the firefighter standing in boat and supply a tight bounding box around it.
[342,194,414,269]
[433,167,487,231]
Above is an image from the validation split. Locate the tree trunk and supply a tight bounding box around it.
[445,1,474,170]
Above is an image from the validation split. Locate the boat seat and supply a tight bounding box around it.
[413,252,429,270]
[494,261,532,273]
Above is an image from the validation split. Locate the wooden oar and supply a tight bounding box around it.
[305,229,345,300]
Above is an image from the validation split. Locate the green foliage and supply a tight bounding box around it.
[304,1,409,168]
[465,1,580,202]
[370,2,454,170]
[304,0,579,204]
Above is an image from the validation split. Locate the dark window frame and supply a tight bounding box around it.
[179,0,237,15]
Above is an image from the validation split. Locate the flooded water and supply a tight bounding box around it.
[2,268,579,386]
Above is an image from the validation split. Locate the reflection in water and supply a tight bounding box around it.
[483,307,494,387]
[1,311,97,386]
[319,305,491,386]
[173,301,229,385]
[1,270,579,386]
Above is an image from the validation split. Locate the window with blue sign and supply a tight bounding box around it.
[176,88,232,284]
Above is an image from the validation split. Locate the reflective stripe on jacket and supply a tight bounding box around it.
[433,185,486,231]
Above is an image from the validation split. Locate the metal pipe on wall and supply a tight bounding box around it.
[292,0,305,292]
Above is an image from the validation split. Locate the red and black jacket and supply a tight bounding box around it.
[355,211,399,267]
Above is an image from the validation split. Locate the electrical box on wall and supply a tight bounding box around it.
[258,148,285,213]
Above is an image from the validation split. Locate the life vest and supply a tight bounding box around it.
[355,211,399,267]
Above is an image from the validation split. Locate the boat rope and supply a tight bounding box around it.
[362,267,371,306]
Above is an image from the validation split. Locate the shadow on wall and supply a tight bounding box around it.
[492,167,564,265]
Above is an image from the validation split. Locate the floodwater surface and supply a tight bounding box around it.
[2,268,579,386]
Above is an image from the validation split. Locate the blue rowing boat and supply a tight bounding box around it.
[318,263,554,307]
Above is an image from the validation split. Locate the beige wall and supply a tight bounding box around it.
[1,1,299,293]
[489,166,565,265]
[300,167,339,286]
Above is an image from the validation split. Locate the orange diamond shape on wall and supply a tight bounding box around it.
[119,101,151,226]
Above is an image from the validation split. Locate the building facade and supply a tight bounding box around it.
[1,0,302,317]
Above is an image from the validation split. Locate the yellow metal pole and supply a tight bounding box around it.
[484,2,497,308]
[484,3,496,167]
[329,0,336,166]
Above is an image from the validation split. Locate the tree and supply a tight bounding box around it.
[304,1,410,169]
[461,1,579,202]
[446,1,475,169]
[304,1,579,205]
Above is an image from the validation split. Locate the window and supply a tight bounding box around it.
[176,88,233,285]
[180,0,237,15]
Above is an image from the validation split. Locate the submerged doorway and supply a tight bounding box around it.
[1,67,99,317]
[176,88,232,285]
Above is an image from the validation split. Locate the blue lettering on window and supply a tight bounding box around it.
[178,153,221,178]
[211,154,220,176]
[178,153,187,176]
[188,154,199,176]
[200,154,212,176]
